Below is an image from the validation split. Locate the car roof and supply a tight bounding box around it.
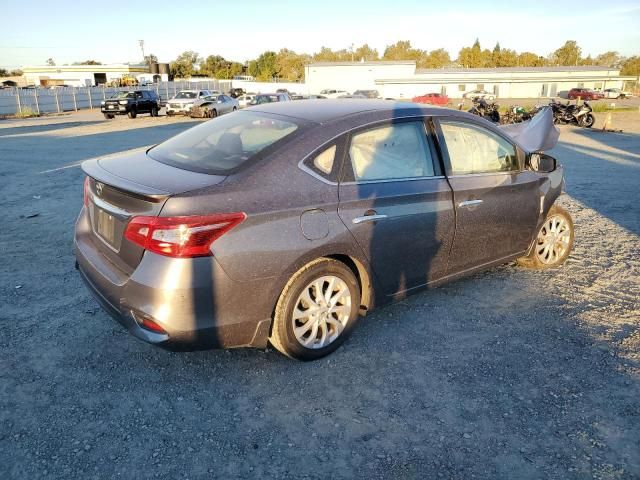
[246,99,454,123]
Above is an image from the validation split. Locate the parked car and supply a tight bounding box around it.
[189,94,239,118]
[319,89,350,98]
[353,89,381,99]
[412,92,449,105]
[76,100,572,360]
[237,94,256,108]
[602,88,632,99]
[248,93,291,105]
[228,87,245,98]
[166,90,212,115]
[567,88,603,100]
[463,90,496,101]
[101,90,161,119]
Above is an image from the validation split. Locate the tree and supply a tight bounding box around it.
[46,58,55,66]
[0,68,8,76]
[457,39,491,68]
[248,51,278,81]
[144,54,158,67]
[594,51,622,68]
[420,49,451,69]
[518,52,547,67]
[549,40,581,66]
[9,69,23,76]
[275,49,309,81]
[199,55,244,79]
[170,51,200,78]
[621,56,640,76]
[354,44,379,62]
[73,60,102,65]
[383,40,424,62]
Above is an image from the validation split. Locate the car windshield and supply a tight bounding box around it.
[148,112,299,174]
[250,95,279,104]
[174,91,198,99]
[112,92,136,99]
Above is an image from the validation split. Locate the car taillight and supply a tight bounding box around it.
[83,176,90,207]
[124,213,246,258]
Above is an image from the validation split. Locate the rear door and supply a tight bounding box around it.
[338,119,455,296]
[434,118,540,275]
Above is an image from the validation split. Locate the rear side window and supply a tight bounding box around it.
[148,112,298,174]
[348,122,435,181]
[439,120,518,174]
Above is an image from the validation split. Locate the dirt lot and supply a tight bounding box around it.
[1,110,639,479]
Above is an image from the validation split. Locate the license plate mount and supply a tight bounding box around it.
[96,209,116,245]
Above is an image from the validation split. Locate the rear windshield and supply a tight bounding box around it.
[148,112,299,174]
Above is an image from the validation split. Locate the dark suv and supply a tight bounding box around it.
[101,90,161,119]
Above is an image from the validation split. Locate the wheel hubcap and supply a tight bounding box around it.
[535,214,571,264]
[292,275,352,349]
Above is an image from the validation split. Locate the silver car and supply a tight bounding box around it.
[166,90,212,116]
[189,94,239,118]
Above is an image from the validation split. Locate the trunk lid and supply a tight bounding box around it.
[82,149,226,272]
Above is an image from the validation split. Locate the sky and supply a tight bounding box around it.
[1,0,639,68]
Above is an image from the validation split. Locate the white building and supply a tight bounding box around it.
[305,61,637,99]
[22,64,160,87]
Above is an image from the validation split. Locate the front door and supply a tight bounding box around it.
[435,118,540,275]
[338,119,455,295]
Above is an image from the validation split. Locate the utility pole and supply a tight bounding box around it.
[138,40,145,63]
[350,43,354,62]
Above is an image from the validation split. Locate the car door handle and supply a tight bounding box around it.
[352,214,388,224]
[458,199,484,208]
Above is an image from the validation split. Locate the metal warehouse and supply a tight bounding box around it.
[305,61,636,99]
[21,63,168,87]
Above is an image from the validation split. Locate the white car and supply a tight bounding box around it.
[166,90,213,115]
[463,89,496,101]
[237,94,256,108]
[602,88,632,99]
[319,89,350,99]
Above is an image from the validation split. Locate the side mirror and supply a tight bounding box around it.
[529,152,557,173]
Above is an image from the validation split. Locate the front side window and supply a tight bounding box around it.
[439,121,518,175]
[148,112,298,174]
[348,122,435,181]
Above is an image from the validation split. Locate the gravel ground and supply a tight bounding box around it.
[1,110,639,479]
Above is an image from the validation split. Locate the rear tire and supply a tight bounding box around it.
[270,258,361,361]
[517,205,574,269]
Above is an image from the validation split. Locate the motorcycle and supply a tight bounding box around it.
[468,97,500,123]
[501,105,531,124]
[549,99,595,128]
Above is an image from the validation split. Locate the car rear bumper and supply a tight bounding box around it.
[74,209,271,350]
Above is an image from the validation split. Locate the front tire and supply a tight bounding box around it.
[150,106,158,117]
[270,258,361,361]
[580,113,595,128]
[518,205,574,269]
[103,113,114,119]
[128,108,137,119]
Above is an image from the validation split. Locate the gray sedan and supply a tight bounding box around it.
[189,94,239,118]
[75,100,573,360]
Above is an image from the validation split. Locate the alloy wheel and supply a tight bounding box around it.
[292,275,352,349]
[535,214,571,265]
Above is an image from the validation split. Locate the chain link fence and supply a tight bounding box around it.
[0,80,233,116]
